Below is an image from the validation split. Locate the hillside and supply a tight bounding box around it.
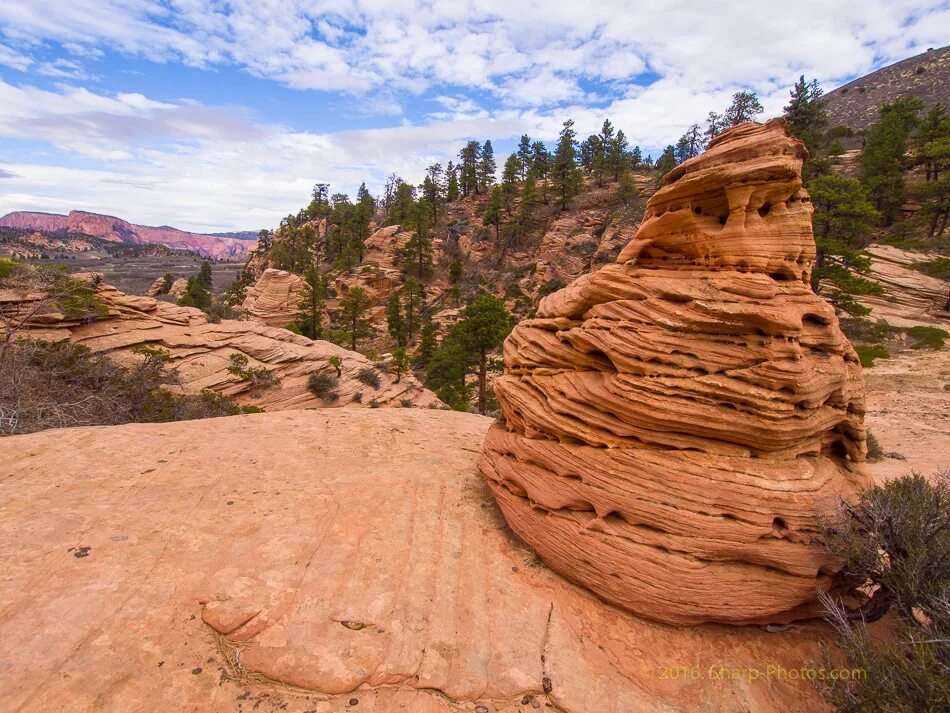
[823,44,950,131]
[0,210,258,260]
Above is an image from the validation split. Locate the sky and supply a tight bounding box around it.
[0,1,948,232]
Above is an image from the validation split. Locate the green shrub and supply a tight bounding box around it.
[907,326,947,351]
[226,353,280,391]
[910,257,950,281]
[400,398,413,408]
[839,318,900,343]
[306,372,339,400]
[357,367,381,389]
[817,473,950,713]
[352,391,363,403]
[854,344,890,368]
[865,429,884,461]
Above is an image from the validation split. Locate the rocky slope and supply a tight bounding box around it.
[0,210,257,260]
[823,44,950,132]
[0,409,839,712]
[480,120,871,626]
[241,268,306,327]
[4,277,441,410]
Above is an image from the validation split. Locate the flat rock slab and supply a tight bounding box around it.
[1,410,832,712]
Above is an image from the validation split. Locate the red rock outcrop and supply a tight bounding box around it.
[1,409,839,712]
[5,279,442,410]
[0,210,256,260]
[241,268,305,327]
[480,119,871,626]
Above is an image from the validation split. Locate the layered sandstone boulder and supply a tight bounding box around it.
[241,268,306,327]
[480,119,871,626]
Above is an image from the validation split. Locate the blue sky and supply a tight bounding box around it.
[0,1,947,232]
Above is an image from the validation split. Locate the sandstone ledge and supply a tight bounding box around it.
[0,410,835,712]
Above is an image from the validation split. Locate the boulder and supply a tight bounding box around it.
[241,268,306,327]
[480,119,871,626]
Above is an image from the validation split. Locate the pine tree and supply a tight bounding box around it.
[417,308,437,364]
[783,76,829,179]
[611,130,629,181]
[337,286,374,351]
[482,185,504,243]
[530,141,551,179]
[294,265,326,339]
[459,141,481,196]
[860,96,925,225]
[198,261,213,291]
[390,348,411,383]
[723,91,764,126]
[389,180,416,224]
[516,134,532,180]
[448,258,463,285]
[501,153,521,214]
[913,104,950,237]
[595,119,615,185]
[515,170,539,236]
[478,140,496,189]
[655,145,677,175]
[386,292,407,347]
[674,124,704,163]
[446,161,460,202]
[629,145,643,170]
[401,203,433,280]
[403,275,422,339]
[552,119,583,210]
[454,294,513,414]
[809,174,882,314]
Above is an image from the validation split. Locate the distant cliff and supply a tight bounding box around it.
[0,210,257,260]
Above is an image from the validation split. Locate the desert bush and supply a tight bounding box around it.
[226,353,280,391]
[839,317,900,344]
[357,367,381,389]
[0,340,246,434]
[854,344,890,368]
[907,325,947,351]
[817,472,950,713]
[865,429,884,461]
[307,372,339,400]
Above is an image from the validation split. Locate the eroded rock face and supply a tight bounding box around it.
[241,268,306,327]
[480,119,871,626]
[5,280,442,411]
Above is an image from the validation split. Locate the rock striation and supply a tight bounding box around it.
[480,119,871,626]
[0,410,838,712]
[241,268,306,327]
[4,279,442,410]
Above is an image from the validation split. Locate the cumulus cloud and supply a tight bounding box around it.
[0,1,945,229]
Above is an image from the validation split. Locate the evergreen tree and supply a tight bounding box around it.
[552,119,583,210]
[595,119,615,185]
[629,145,643,170]
[401,202,433,280]
[515,170,539,237]
[448,258,463,285]
[294,265,326,339]
[809,174,882,314]
[783,76,830,179]
[454,294,513,414]
[446,161,460,202]
[530,141,551,179]
[723,90,764,126]
[860,96,925,224]
[617,172,639,206]
[579,135,601,175]
[337,286,374,351]
[655,145,677,175]
[501,153,521,214]
[674,124,704,163]
[386,292,407,347]
[403,275,422,339]
[482,185,505,242]
[390,348,411,383]
[478,139,496,189]
[422,163,444,221]
[516,134,532,180]
[913,104,950,237]
[417,307,437,364]
[197,261,213,291]
[611,129,630,181]
[459,140,481,196]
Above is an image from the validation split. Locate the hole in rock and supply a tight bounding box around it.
[772,517,788,536]
[694,206,703,215]
[757,202,772,218]
[718,215,728,225]
[770,271,791,281]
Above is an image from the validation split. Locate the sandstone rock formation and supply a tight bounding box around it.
[858,244,950,326]
[480,119,871,626]
[0,409,838,712]
[5,279,441,410]
[241,268,306,327]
